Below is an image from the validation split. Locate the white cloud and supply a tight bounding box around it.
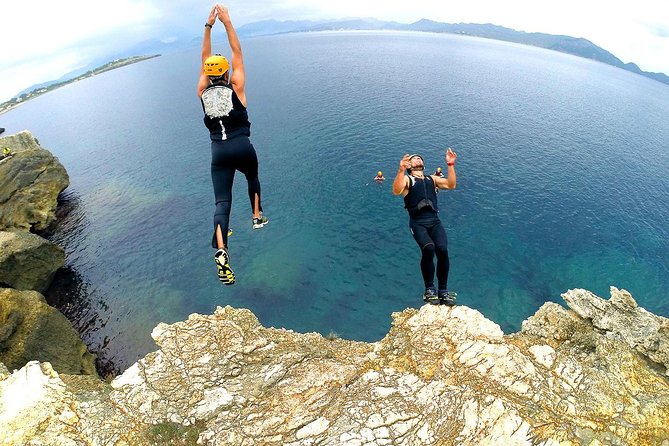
[0,0,158,100]
[4,1,158,59]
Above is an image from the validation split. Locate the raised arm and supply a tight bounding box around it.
[197,6,218,97]
[392,154,412,196]
[216,5,246,106]
[434,148,457,190]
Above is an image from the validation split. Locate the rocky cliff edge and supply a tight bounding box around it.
[1,287,668,445]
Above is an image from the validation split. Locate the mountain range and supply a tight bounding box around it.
[236,18,669,87]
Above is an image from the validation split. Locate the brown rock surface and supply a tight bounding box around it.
[0,230,65,292]
[0,288,96,376]
[0,130,69,232]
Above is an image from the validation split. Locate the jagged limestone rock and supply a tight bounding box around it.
[0,361,139,446]
[1,289,668,445]
[0,361,77,445]
[0,230,65,292]
[0,288,96,376]
[107,295,669,445]
[0,130,69,232]
[562,286,669,376]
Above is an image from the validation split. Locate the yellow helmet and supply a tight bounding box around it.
[203,55,230,77]
[377,171,383,176]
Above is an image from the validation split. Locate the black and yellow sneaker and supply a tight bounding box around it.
[438,290,457,306]
[214,249,235,285]
[252,215,269,229]
[422,287,439,305]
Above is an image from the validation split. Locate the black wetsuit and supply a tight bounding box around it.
[404,175,450,291]
[201,81,262,247]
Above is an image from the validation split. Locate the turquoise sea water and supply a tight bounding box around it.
[2,31,668,372]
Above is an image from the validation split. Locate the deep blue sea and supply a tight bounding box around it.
[2,31,668,372]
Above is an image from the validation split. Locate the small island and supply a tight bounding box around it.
[0,55,160,115]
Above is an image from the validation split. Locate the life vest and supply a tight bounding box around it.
[201,83,251,141]
[403,175,438,216]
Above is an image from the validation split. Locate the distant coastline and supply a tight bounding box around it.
[0,55,160,116]
[237,18,669,87]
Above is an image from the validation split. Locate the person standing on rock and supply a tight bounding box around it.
[392,149,458,305]
[198,4,268,285]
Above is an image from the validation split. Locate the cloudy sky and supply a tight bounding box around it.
[1,0,668,102]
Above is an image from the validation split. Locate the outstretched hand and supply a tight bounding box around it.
[399,154,411,171]
[446,147,457,164]
[207,6,217,26]
[216,4,231,23]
